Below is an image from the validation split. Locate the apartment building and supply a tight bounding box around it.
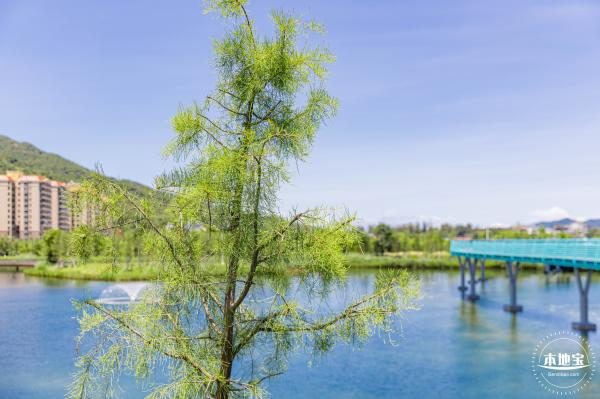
[0,175,17,238]
[0,171,86,239]
[65,182,94,229]
[15,175,54,239]
[51,181,71,231]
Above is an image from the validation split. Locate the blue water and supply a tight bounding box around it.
[1,270,599,398]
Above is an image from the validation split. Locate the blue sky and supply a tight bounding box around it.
[1,0,600,226]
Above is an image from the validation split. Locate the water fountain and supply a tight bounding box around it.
[97,282,150,305]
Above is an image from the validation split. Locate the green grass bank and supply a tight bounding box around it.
[22,252,546,281]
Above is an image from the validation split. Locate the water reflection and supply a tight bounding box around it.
[458,300,479,329]
[509,314,518,344]
[0,271,97,289]
[0,271,27,287]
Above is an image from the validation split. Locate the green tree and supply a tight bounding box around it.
[0,237,14,256]
[371,223,395,255]
[42,229,68,264]
[68,3,418,399]
[71,225,99,263]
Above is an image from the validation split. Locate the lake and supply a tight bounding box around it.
[1,269,599,398]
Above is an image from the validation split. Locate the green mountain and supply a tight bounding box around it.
[0,134,151,196]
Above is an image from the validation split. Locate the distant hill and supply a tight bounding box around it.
[0,134,151,197]
[534,218,600,230]
[535,218,577,229]
[583,219,600,229]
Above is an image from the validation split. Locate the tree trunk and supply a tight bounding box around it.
[215,305,235,399]
[215,137,250,399]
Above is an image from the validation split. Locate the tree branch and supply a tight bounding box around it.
[250,100,282,126]
[236,0,255,48]
[257,283,397,334]
[100,178,187,272]
[208,96,245,117]
[197,112,238,136]
[87,301,214,380]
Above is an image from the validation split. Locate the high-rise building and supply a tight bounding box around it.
[50,181,71,231]
[15,175,53,239]
[0,171,88,239]
[0,175,17,238]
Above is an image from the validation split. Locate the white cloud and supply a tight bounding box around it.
[530,206,570,222]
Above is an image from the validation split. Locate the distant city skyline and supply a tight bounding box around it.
[2,0,600,227]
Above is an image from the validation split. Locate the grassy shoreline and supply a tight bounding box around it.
[21,252,546,281]
[24,263,161,281]
[344,253,544,270]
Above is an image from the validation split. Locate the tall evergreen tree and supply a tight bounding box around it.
[69,2,418,398]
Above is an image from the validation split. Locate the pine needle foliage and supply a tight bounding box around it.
[68,2,419,398]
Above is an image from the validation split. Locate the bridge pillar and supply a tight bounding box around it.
[479,259,487,283]
[503,261,523,313]
[572,269,596,332]
[467,258,480,301]
[458,257,468,293]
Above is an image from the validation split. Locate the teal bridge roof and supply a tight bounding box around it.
[450,239,600,270]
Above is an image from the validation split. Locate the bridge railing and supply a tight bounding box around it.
[450,239,600,266]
